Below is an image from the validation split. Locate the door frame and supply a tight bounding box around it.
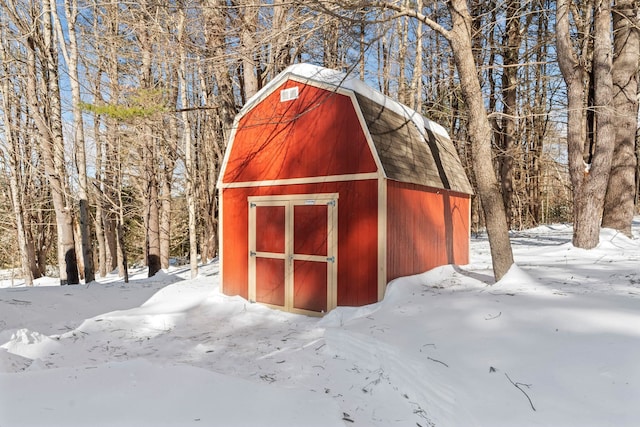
[248,193,338,315]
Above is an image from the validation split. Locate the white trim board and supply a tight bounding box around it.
[220,173,379,189]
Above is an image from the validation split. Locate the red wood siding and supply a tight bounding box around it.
[222,81,377,184]
[221,180,378,307]
[220,188,250,298]
[386,180,470,283]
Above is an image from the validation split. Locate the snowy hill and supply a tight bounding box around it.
[1,220,639,426]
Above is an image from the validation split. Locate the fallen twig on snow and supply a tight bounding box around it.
[505,373,536,411]
[427,357,449,368]
[484,311,502,320]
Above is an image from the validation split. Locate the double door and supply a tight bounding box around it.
[248,194,338,314]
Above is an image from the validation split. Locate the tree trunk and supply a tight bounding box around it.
[557,0,616,249]
[104,117,120,274]
[137,18,161,277]
[378,29,391,94]
[397,6,408,104]
[116,219,129,283]
[323,17,340,69]
[159,156,173,271]
[90,12,107,277]
[105,0,120,274]
[56,0,95,283]
[160,64,178,271]
[203,0,237,261]
[44,1,79,284]
[447,0,514,280]
[528,5,550,225]
[178,7,199,278]
[270,0,292,77]
[499,0,522,228]
[241,0,259,99]
[145,138,162,277]
[23,2,78,285]
[0,53,34,286]
[601,0,639,236]
[360,0,515,280]
[115,137,127,280]
[7,144,35,286]
[358,10,366,80]
[581,0,616,247]
[408,0,423,111]
[205,0,237,141]
[94,127,107,278]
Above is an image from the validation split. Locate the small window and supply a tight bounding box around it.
[280,86,299,102]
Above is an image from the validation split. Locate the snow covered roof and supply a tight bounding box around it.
[240,63,473,195]
[308,64,450,138]
[242,63,449,139]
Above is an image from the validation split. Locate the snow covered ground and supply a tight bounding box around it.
[1,219,639,426]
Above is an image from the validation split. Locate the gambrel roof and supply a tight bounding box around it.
[232,63,473,195]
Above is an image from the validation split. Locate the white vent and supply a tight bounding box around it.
[280,86,299,102]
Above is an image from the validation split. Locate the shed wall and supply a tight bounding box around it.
[220,72,472,311]
[223,81,377,184]
[386,180,470,283]
[221,180,379,307]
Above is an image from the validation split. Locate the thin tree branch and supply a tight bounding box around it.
[505,373,536,411]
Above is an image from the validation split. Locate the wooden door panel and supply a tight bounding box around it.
[255,258,286,306]
[294,204,327,256]
[293,260,327,312]
[255,205,286,253]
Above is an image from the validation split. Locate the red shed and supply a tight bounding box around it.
[218,64,473,315]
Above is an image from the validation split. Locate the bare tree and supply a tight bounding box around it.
[408,0,423,111]
[160,66,178,271]
[557,0,616,249]
[497,0,523,227]
[523,0,555,226]
[87,3,108,278]
[240,0,260,100]
[52,0,95,283]
[0,42,34,286]
[103,0,124,276]
[4,0,80,284]
[177,2,198,278]
[199,0,243,261]
[126,0,162,277]
[601,0,639,236]
[446,0,514,279]
[311,0,514,279]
